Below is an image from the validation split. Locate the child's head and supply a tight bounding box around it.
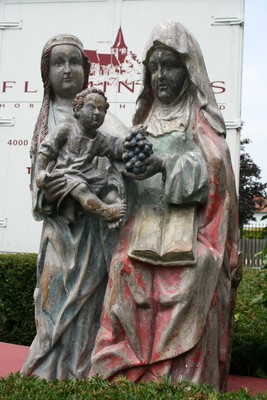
[73,87,109,129]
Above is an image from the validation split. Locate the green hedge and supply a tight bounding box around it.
[230,268,267,378]
[242,228,266,239]
[0,254,267,379]
[0,374,266,400]
[0,253,37,345]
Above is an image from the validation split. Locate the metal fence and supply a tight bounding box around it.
[239,223,267,267]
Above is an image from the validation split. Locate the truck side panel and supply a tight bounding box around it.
[0,0,244,252]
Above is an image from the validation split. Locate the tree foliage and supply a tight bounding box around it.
[239,138,266,230]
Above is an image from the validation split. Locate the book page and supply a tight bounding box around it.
[161,205,196,263]
[129,204,197,266]
[129,205,162,260]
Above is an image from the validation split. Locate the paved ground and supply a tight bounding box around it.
[0,342,266,395]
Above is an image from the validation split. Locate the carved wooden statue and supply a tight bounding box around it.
[22,22,239,392]
[89,21,239,392]
[21,35,127,380]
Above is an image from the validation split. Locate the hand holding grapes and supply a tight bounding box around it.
[122,125,165,180]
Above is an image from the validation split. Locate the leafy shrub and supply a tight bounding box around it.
[0,374,266,400]
[231,268,267,378]
[0,254,267,380]
[0,253,37,345]
[242,228,266,239]
[0,299,6,335]
[253,215,267,306]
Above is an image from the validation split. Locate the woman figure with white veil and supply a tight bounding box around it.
[22,34,127,380]
[90,21,239,391]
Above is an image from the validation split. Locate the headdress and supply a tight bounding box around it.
[42,34,84,53]
[133,21,225,136]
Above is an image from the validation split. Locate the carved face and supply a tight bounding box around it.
[148,48,186,105]
[77,93,106,130]
[49,44,85,99]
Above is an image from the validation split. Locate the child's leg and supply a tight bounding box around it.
[71,183,126,221]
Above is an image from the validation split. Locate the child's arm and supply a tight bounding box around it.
[97,133,124,160]
[36,122,69,189]
[36,153,50,189]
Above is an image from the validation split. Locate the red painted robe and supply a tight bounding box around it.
[89,108,239,391]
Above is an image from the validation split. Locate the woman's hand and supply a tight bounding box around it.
[42,171,67,203]
[122,154,165,180]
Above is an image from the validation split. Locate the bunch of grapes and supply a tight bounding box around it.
[122,126,153,174]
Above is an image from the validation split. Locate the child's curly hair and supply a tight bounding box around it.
[73,87,109,118]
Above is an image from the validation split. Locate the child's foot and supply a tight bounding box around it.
[103,201,127,221]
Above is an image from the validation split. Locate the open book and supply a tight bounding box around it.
[128,204,197,266]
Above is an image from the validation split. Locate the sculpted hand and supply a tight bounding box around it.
[123,155,165,180]
[43,171,67,203]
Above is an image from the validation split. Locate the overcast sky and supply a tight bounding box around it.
[242,0,267,184]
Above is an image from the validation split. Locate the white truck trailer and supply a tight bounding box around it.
[0,0,244,253]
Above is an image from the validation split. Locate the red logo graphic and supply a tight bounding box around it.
[85,27,142,90]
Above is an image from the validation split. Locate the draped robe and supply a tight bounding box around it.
[89,105,239,391]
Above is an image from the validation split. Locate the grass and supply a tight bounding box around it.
[0,374,266,400]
